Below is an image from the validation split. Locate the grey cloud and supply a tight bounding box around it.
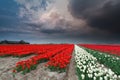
[15,0,91,36]
[88,1,120,34]
[40,28,65,34]
[8,0,120,43]
[69,0,120,35]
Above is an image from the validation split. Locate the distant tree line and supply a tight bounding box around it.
[0,40,30,44]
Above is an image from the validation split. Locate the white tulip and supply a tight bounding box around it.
[88,73,93,78]
[93,77,96,80]
[81,74,85,80]
[99,77,103,80]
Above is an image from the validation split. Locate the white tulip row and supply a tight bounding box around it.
[74,45,120,80]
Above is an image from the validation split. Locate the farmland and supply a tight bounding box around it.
[80,44,120,56]
[0,44,120,80]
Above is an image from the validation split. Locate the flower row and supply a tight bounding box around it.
[74,45,120,80]
[80,44,120,56]
[84,47,120,75]
[46,46,74,69]
[11,44,74,74]
[0,44,66,57]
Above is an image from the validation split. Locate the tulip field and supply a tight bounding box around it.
[80,44,120,56]
[75,45,120,80]
[0,44,74,74]
[0,44,120,80]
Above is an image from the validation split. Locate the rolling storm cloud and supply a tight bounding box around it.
[0,0,120,43]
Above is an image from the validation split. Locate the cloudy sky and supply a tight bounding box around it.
[0,0,120,44]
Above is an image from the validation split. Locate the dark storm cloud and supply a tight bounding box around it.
[41,29,65,34]
[26,23,43,28]
[1,0,120,43]
[69,0,120,35]
[26,22,66,34]
[89,2,120,34]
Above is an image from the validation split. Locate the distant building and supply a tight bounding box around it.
[0,40,30,44]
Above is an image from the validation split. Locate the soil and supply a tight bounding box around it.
[0,51,78,80]
[63,49,78,80]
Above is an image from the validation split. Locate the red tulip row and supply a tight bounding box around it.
[15,45,74,74]
[80,44,120,56]
[0,44,74,74]
[0,44,64,57]
[46,46,74,69]
[15,46,68,71]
